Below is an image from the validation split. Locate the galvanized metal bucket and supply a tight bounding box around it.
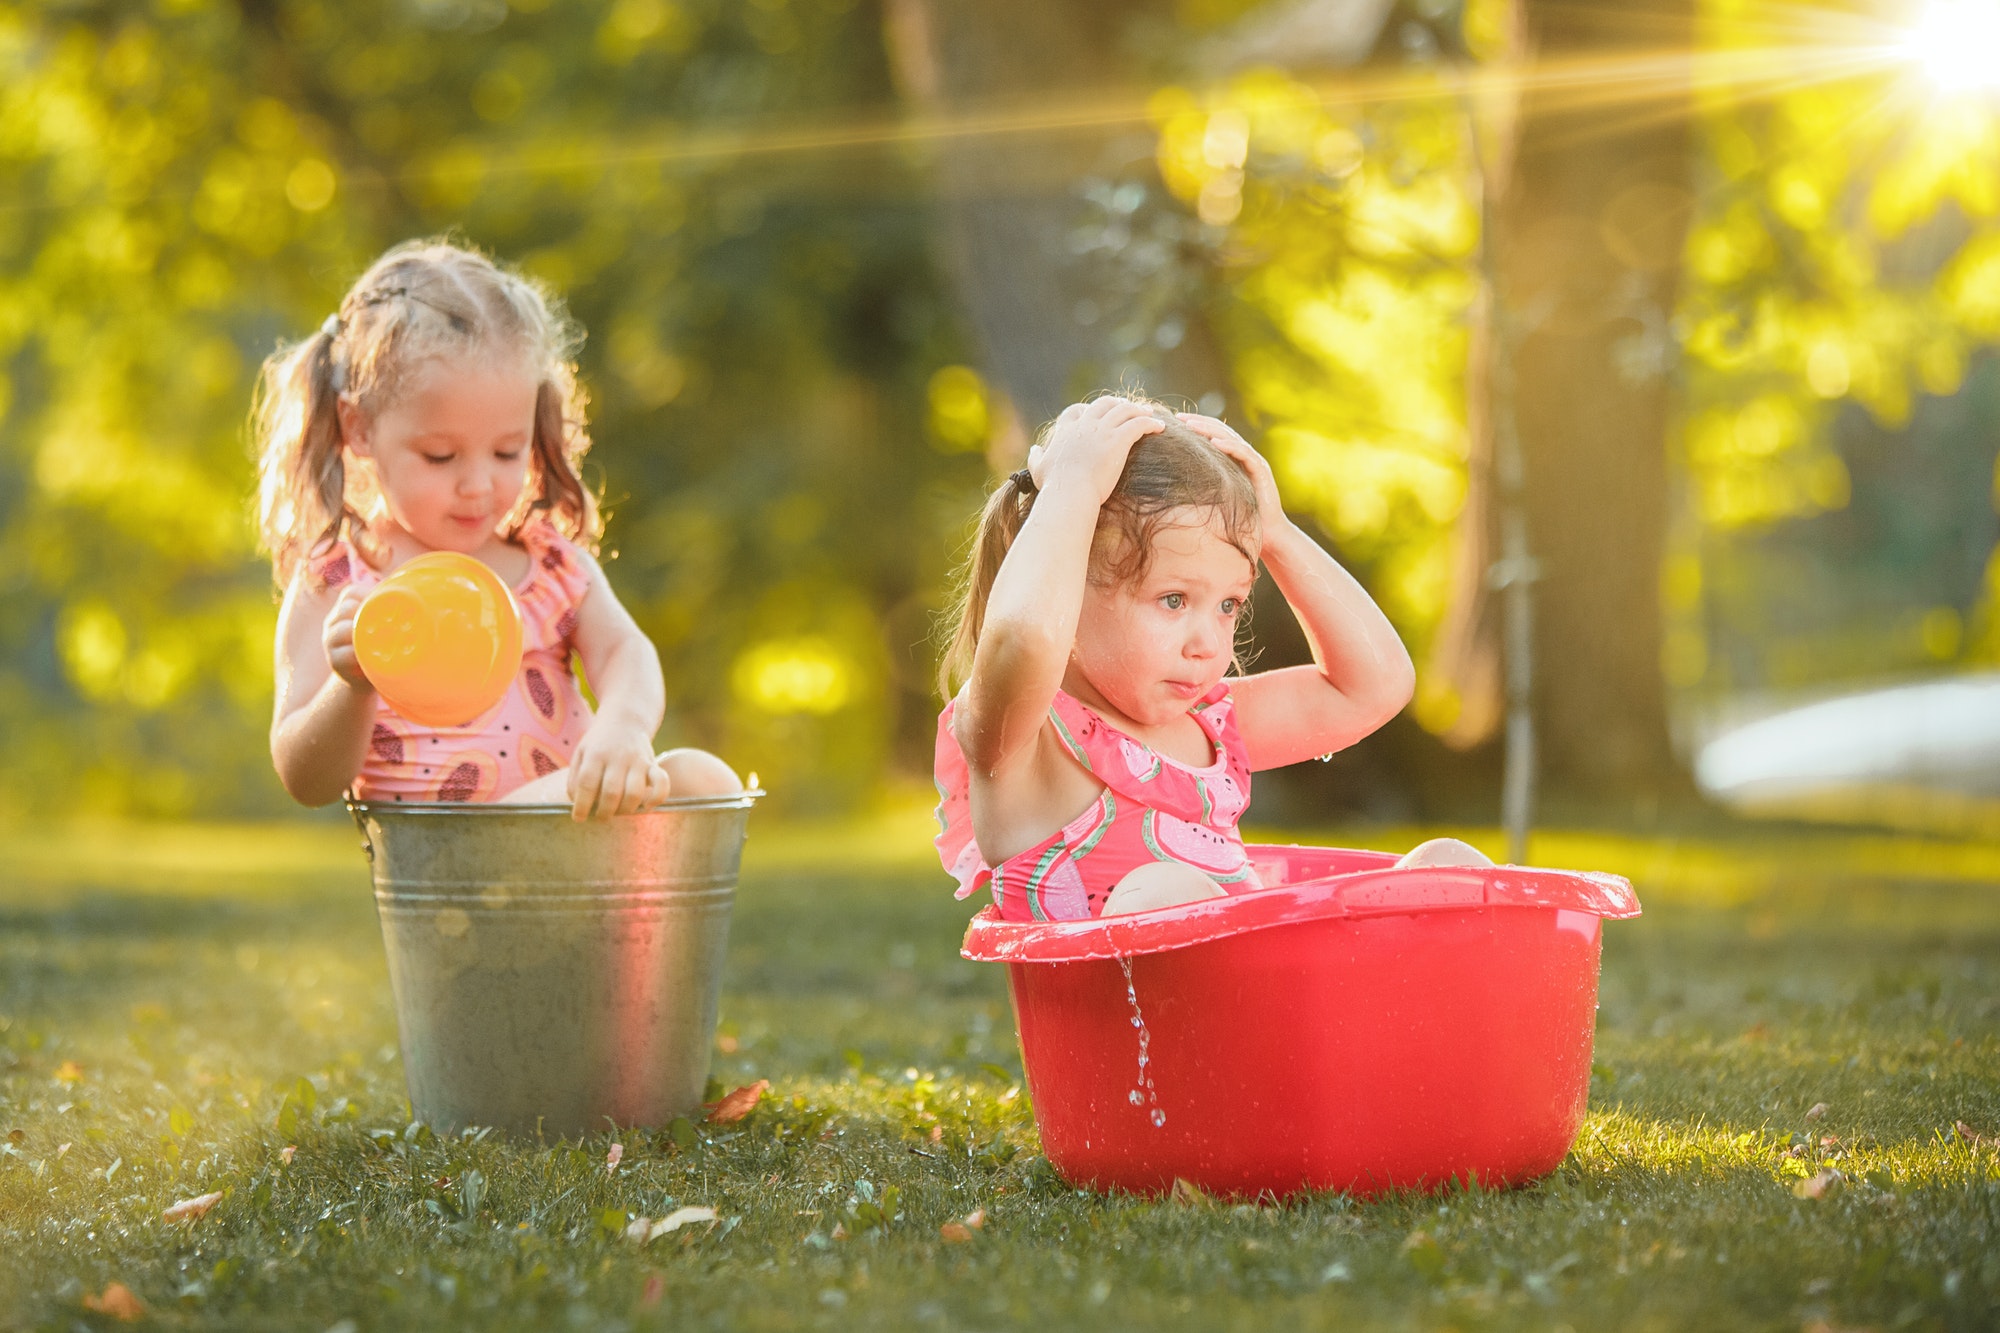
[348,794,759,1138]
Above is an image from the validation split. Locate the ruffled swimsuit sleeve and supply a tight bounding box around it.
[933,695,991,901]
[305,534,381,598]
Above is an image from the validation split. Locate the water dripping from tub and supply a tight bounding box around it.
[1118,956,1165,1128]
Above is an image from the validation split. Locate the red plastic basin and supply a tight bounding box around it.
[960,844,1641,1199]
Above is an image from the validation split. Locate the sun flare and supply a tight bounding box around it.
[1899,0,2000,93]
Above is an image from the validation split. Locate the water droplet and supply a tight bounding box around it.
[1118,955,1166,1130]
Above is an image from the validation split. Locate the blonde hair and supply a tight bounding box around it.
[252,238,601,586]
[937,401,1260,697]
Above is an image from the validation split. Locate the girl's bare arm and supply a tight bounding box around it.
[1178,414,1415,770]
[564,554,670,819]
[270,575,379,806]
[954,398,1165,780]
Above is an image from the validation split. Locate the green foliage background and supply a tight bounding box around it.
[11,0,2000,819]
[0,0,984,816]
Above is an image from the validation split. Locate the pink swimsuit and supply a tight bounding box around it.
[309,520,594,804]
[934,683,1263,922]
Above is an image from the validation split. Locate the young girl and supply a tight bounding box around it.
[935,396,1485,921]
[257,239,739,818]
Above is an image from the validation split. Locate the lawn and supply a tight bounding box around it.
[1,811,1996,1331]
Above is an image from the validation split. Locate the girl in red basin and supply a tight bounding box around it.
[935,396,1485,921]
[256,239,739,818]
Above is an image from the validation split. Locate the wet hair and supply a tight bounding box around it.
[937,399,1260,697]
[251,237,600,586]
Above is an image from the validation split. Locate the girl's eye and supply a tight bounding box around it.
[495,449,523,462]
[421,453,454,465]
[1220,598,1243,616]
[1162,593,1186,611]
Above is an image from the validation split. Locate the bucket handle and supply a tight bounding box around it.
[345,794,374,865]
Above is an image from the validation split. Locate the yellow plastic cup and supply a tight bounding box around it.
[354,551,524,727]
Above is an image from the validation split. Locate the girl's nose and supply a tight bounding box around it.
[1187,620,1222,659]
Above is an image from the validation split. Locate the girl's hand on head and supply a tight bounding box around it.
[322,584,374,693]
[565,720,671,821]
[1032,396,1167,505]
[1178,412,1286,526]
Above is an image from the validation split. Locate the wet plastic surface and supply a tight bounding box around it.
[961,845,1641,1199]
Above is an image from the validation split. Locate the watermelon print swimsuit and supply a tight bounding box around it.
[933,682,1263,922]
[309,520,594,804]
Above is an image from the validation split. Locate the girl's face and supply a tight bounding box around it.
[1066,508,1257,730]
[341,354,539,554]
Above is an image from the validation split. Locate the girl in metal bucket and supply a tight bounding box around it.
[934,395,1488,921]
[255,239,738,817]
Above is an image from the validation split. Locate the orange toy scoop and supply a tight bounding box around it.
[353,551,524,728]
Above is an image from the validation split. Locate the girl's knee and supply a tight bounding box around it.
[1394,837,1495,870]
[660,748,742,797]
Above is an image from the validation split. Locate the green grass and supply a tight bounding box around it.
[1,813,1997,1331]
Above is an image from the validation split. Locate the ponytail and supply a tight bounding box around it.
[936,470,1037,698]
[253,326,359,587]
[498,376,600,550]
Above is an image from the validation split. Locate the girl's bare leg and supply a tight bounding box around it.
[657,747,743,798]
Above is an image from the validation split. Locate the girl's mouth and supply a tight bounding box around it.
[1165,680,1203,699]
[448,514,487,530]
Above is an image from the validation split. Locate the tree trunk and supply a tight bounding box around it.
[1493,0,1699,809]
[883,0,1235,436]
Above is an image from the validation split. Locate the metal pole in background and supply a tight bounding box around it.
[1466,36,1541,868]
[1488,286,1542,868]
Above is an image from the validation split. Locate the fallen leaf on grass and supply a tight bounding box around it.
[1169,1178,1211,1207]
[280,1145,296,1166]
[1793,1169,1843,1199]
[1955,1121,1992,1147]
[1805,1102,1829,1121]
[627,1206,719,1242]
[705,1080,769,1125]
[963,1207,986,1230]
[82,1283,145,1320]
[55,1143,69,1158]
[52,1061,83,1084]
[939,1222,973,1244]
[606,1142,624,1173]
[657,1210,717,1240]
[6,1129,21,1145]
[640,1273,667,1308]
[162,1191,223,1223]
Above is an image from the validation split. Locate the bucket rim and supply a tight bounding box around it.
[348,789,764,818]
[961,845,1640,964]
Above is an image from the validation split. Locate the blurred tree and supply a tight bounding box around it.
[1673,0,2000,725]
[1492,0,1696,809]
[0,0,976,817]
